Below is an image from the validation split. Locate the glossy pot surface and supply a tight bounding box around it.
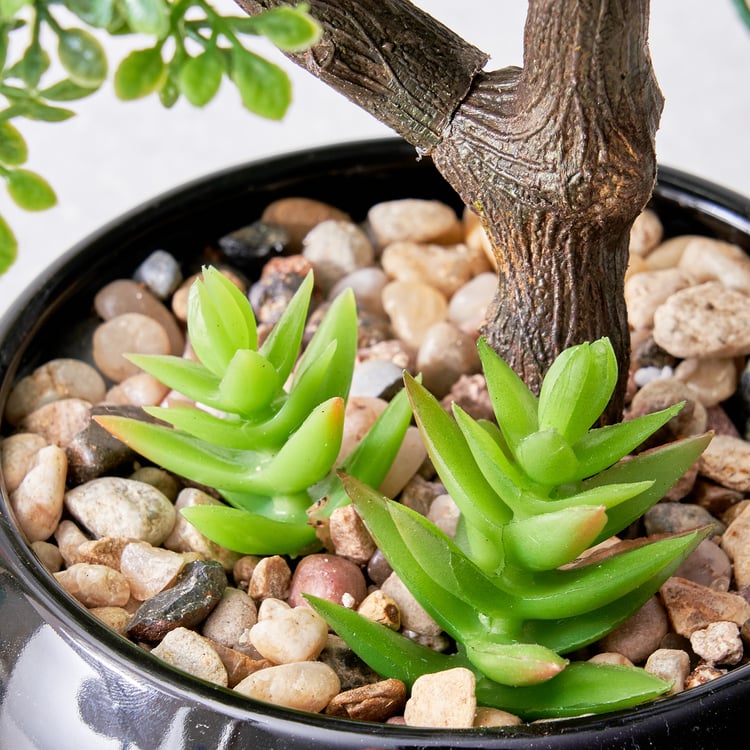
[1,138,750,749]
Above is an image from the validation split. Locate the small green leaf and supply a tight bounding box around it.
[231,48,291,120]
[120,0,169,36]
[178,51,224,107]
[515,428,579,485]
[8,42,49,87]
[12,99,76,122]
[63,0,114,28]
[6,169,56,210]
[114,47,166,100]
[219,349,281,416]
[58,28,108,87]
[0,121,27,165]
[180,505,316,555]
[39,79,99,101]
[464,640,567,687]
[245,6,323,52]
[127,353,222,407]
[0,214,18,274]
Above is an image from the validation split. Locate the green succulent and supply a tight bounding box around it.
[96,266,412,555]
[309,337,712,719]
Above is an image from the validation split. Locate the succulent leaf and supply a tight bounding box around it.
[218,348,282,416]
[464,639,568,687]
[515,428,579,486]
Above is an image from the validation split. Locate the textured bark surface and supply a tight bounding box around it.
[237,0,664,418]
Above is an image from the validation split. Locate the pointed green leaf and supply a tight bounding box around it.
[478,337,538,450]
[465,639,567,686]
[242,6,322,52]
[180,505,316,555]
[127,353,222,406]
[39,78,99,101]
[120,0,169,36]
[0,122,27,165]
[178,50,224,107]
[0,213,17,274]
[6,169,56,210]
[114,47,166,100]
[515,428,580,486]
[219,348,281,416]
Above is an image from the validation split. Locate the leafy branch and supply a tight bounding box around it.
[0,0,320,273]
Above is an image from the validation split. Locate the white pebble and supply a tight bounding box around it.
[151,627,228,687]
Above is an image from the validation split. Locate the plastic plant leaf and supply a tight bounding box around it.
[243,5,323,52]
[0,122,28,165]
[95,396,343,495]
[259,271,313,383]
[178,50,224,107]
[500,528,706,620]
[537,338,617,445]
[188,266,257,375]
[293,287,357,401]
[572,402,685,478]
[179,505,316,555]
[464,639,568,687]
[57,28,108,88]
[231,48,291,120]
[126,354,223,408]
[584,433,713,542]
[477,337,538,450]
[405,371,512,530]
[114,47,166,100]
[514,428,580,486]
[474,661,670,720]
[218,348,282,416]
[503,505,607,571]
[6,169,56,211]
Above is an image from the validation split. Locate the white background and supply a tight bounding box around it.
[0,0,748,318]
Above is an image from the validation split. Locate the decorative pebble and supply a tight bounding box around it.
[698,434,750,492]
[644,648,691,694]
[201,586,258,650]
[329,267,389,315]
[325,679,407,722]
[218,221,289,272]
[689,621,744,665]
[4,358,106,428]
[65,476,176,545]
[302,220,374,292]
[54,562,131,608]
[378,425,427,499]
[248,266,310,326]
[261,197,350,252]
[357,589,401,630]
[598,596,669,663]
[720,503,750,588]
[126,559,227,642]
[151,626,228,687]
[349,359,404,401]
[624,268,692,330]
[93,312,172,382]
[416,321,480,399]
[644,235,699,270]
[31,540,63,573]
[643,503,724,539]
[75,536,131,569]
[54,519,88,567]
[629,209,663,257]
[248,555,291,601]
[673,539,732,591]
[329,505,376,565]
[367,199,461,247]
[0,432,47,493]
[249,598,329,664]
[448,272,496,333]
[234,660,341,712]
[288,553,367,609]
[104,372,171,407]
[318,634,380,690]
[89,606,132,635]
[382,280,448,349]
[473,706,523,728]
[404,667,476,728]
[381,572,441,636]
[119,541,187,600]
[20,398,93,448]
[94,279,184,355]
[678,237,750,296]
[653,282,750,358]
[132,250,183,300]
[10,444,67,542]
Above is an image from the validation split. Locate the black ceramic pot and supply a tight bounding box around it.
[1,138,750,750]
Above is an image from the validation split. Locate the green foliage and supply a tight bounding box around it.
[96,266,412,556]
[0,1,321,273]
[310,337,712,718]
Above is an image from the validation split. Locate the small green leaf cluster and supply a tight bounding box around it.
[97,266,412,556]
[0,1,321,273]
[310,337,712,719]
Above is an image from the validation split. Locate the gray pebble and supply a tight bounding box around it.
[133,250,183,300]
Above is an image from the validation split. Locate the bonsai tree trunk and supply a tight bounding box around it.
[236,0,664,418]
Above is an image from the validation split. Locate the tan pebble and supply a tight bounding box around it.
[20,398,92,447]
[427,494,460,538]
[653,282,750,358]
[119,541,187,600]
[673,357,738,407]
[629,209,663,257]
[248,555,291,601]
[55,563,131,607]
[378,426,427,498]
[89,606,132,635]
[473,706,523,727]
[689,621,744,665]
[233,661,340,712]
[368,199,460,247]
[151,627,228,687]
[404,667,476,728]
[624,268,693,330]
[357,589,401,630]
[645,235,701,270]
[76,536,132,569]
[4,358,106,427]
[104,372,171,407]
[381,572,441,636]
[92,312,171,382]
[202,587,258,649]
[10,444,67,542]
[206,639,273,687]
[448,272,496,334]
[31,540,63,573]
[587,652,634,667]
[129,466,180,502]
[329,505,376,564]
[685,663,726,688]
[720,503,750,587]
[644,648,691,694]
[678,236,750,295]
[0,432,47,493]
[382,280,448,348]
[262,197,350,251]
[463,206,496,271]
[336,396,386,465]
[54,519,89,567]
[163,487,241,571]
[416,321,481,399]
[250,598,328,664]
[598,595,669,664]
[325,679,407,722]
[699,434,750,493]
[232,555,261,590]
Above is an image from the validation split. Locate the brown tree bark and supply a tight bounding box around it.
[236,0,664,419]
